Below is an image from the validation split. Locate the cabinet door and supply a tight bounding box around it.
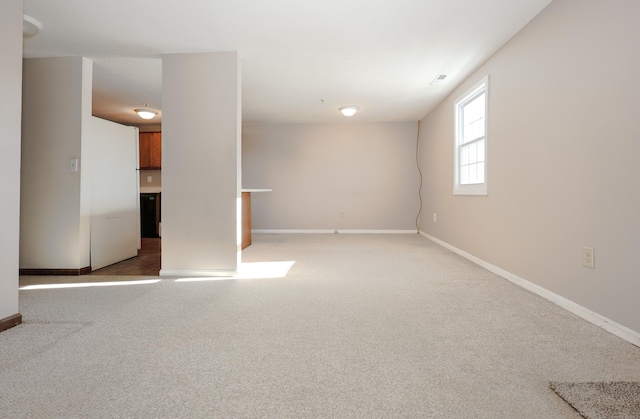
[139,132,162,169]
[139,133,152,169]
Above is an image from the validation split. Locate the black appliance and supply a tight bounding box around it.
[140,193,161,238]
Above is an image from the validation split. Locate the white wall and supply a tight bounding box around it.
[161,52,241,276]
[79,60,93,269]
[419,0,640,336]
[89,117,139,270]
[140,169,162,192]
[242,122,420,231]
[0,0,22,322]
[21,57,93,270]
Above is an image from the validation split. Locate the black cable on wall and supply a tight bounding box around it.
[415,120,423,233]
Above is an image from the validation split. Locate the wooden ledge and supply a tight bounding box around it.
[19,266,92,276]
[0,313,22,333]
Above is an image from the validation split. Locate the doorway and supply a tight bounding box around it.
[90,238,160,276]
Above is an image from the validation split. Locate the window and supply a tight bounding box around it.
[454,76,488,195]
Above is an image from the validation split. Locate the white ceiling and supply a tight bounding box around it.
[22,0,552,127]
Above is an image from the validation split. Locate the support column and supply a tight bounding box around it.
[0,0,23,331]
[161,52,241,276]
[20,57,93,273]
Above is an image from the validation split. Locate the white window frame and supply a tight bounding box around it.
[454,75,488,196]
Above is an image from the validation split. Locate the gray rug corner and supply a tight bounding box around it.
[550,381,640,419]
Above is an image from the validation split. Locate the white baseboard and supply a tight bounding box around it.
[159,269,237,278]
[337,229,418,234]
[420,231,640,348]
[252,229,335,234]
[252,229,418,234]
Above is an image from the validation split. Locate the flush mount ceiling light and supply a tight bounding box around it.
[23,14,44,40]
[135,104,157,120]
[136,110,157,120]
[339,105,359,117]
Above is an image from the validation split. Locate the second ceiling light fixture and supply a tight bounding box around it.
[339,105,359,117]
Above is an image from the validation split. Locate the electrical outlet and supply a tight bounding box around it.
[147,175,153,183]
[433,213,437,222]
[582,247,595,269]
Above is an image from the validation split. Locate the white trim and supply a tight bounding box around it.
[337,229,418,234]
[252,229,418,234]
[252,229,335,234]
[159,269,237,277]
[419,231,640,348]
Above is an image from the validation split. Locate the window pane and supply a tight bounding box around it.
[463,106,470,126]
[477,139,485,162]
[465,93,484,121]
[470,100,478,121]
[463,119,485,144]
[470,163,478,184]
[469,141,477,164]
[463,102,475,125]
[461,144,469,165]
[464,121,474,143]
[477,117,485,138]
[461,165,469,184]
[463,121,473,144]
[476,93,485,116]
[460,161,486,185]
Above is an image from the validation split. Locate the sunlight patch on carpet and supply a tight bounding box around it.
[175,261,296,282]
[20,279,162,290]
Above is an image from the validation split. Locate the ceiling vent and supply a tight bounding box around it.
[430,74,448,85]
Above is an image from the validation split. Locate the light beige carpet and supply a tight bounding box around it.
[550,382,640,419]
[3,234,640,418]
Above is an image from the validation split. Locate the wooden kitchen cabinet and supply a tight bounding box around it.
[139,132,162,169]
